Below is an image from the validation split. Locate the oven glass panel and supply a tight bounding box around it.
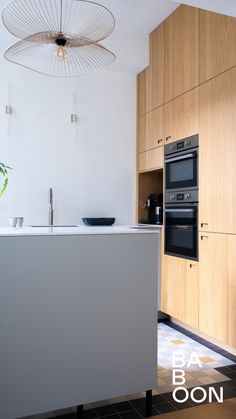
[166,154,197,190]
[165,206,198,260]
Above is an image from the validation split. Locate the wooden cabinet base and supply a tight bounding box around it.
[161,255,199,329]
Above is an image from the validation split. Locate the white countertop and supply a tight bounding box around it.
[0,225,162,237]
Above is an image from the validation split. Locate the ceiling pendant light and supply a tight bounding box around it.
[2,0,116,78]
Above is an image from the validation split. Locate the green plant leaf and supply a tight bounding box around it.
[0,162,10,196]
[0,177,8,197]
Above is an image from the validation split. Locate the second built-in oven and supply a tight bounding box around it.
[165,203,198,261]
[165,134,199,191]
[164,190,198,261]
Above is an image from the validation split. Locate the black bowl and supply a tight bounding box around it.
[82,217,116,226]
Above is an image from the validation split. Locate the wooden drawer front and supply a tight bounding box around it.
[199,10,236,84]
[139,147,164,172]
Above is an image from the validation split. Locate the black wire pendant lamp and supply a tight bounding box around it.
[2,0,116,77]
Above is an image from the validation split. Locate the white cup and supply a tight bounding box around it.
[9,217,17,227]
[9,217,24,228]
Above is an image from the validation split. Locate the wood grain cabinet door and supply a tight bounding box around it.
[139,146,164,172]
[161,254,180,318]
[138,114,147,153]
[199,233,228,344]
[199,9,236,84]
[178,262,199,330]
[146,106,164,150]
[147,23,165,112]
[199,67,236,234]
[164,87,199,145]
[137,69,147,117]
[228,234,236,349]
[164,5,199,102]
[161,255,198,329]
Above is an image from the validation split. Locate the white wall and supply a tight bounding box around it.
[0,67,136,226]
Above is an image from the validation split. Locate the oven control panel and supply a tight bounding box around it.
[165,189,198,203]
[165,134,199,156]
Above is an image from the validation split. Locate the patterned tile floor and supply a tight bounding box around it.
[22,320,236,419]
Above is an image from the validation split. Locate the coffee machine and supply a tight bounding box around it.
[144,193,163,225]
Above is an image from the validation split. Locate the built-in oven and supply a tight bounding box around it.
[164,190,198,261]
[165,134,199,192]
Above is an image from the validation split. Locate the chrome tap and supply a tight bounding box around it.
[49,187,54,226]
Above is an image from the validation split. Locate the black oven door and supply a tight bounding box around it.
[165,149,198,190]
[164,204,198,261]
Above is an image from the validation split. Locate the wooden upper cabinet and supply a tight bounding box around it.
[164,87,199,144]
[146,106,164,149]
[138,114,147,153]
[199,67,236,234]
[139,146,164,172]
[147,23,165,112]
[199,233,228,344]
[164,5,199,102]
[137,69,147,116]
[199,9,236,84]
[138,106,164,153]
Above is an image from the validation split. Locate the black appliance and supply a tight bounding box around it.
[165,134,199,192]
[164,190,198,261]
[144,193,163,225]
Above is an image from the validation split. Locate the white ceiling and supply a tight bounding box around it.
[0,0,236,76]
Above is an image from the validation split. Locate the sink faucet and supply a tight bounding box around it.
[49,187,54,226]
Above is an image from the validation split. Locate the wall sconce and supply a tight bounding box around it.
[6,84,13,136]
[5,105,13,115]
[71,113,78,123]
[71,93,79,142]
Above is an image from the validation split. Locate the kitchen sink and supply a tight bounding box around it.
[29,225,80,228]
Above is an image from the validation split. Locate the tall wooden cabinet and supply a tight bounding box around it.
[164,5,199,102]
[199,67,236,234]
[137,3,236,350]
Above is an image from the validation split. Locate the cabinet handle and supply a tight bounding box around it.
[201,223,208,228]
[201,235,208,240]
[165,136,172,142]
[157,139,163,144]
[190,264,197,269]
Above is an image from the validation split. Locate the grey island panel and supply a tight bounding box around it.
[0,233,159,419]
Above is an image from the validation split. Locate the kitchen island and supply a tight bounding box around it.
[0,226,160,419]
